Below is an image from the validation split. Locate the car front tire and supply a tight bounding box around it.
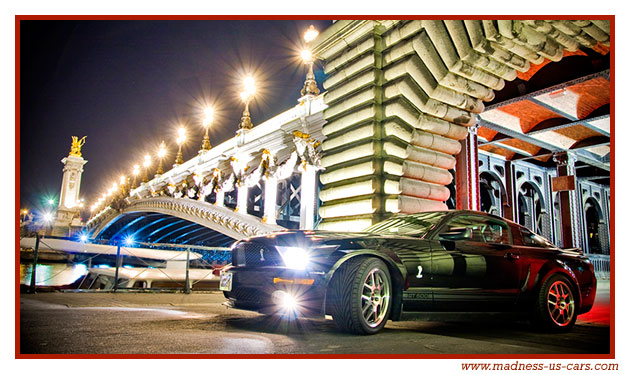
[534,273,578,332]
[329,257,392,335]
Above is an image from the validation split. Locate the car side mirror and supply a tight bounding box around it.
[438,227,472,241]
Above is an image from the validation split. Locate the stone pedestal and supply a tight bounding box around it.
[53,155,87,236]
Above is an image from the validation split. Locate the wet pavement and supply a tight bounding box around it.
[19,281,611,355]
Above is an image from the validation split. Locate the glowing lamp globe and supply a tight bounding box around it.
[304,25,319,43]
[301,49,313,63]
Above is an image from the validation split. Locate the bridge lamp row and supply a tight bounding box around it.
[91,26,319,210]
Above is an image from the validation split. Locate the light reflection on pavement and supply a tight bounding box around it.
[19,280,611,355]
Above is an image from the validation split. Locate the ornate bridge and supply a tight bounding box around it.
[86,96,326,245]
[88,197,283,243]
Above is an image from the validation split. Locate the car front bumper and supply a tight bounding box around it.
[221,266,328,318]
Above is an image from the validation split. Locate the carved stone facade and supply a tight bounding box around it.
[310,20,610,231]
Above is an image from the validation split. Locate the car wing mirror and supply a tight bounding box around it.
[438,227,472,241]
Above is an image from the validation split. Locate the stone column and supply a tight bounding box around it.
[553,152,580,249]
[236,185,248,214]
[263,177,278,224]
[503,160,516,221]
[215,189,225,207]
[455,125,480,211]
[53,154,88,236]
[59,155,87,211]
[299,164,318,230]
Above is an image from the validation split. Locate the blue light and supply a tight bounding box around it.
[124,236,134,246]
[122,265,134,269]
[97,264,110,269]
[79,234,88,243]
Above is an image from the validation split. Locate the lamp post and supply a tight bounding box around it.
[174,127,186,167]
[200,107,213,153]
[132,164,140,189]
[238,77,256,131]
[119,175,127,195]
[156,141,167,176]
[142,155,151,183]
[301,25,320,98]
[109,182,118,202]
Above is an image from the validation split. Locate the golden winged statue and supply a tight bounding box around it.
[69,136,87,157]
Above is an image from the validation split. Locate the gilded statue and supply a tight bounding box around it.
[69,136,87,157]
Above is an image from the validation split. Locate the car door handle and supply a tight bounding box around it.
[505,252,520,261]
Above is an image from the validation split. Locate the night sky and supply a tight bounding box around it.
[19,19,332,215]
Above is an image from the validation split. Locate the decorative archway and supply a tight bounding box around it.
[584,197,606,254]
[517,181,548,236]
[479,171,506,216]
[89,197,283,241]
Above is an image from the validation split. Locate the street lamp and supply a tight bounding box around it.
[238,77,256,131]
[301,25,320,98]
[156,141,167,175]
[132,164,140,189]
[200,107,213,153]
[43,212,53,223]
[174,127,187,166]
[142,154,152,183]
[304,24,319,43]
[119,175,127,195]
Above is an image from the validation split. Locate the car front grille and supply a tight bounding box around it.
[232,241,284,267]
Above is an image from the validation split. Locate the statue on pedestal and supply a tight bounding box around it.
[69,136,87,157]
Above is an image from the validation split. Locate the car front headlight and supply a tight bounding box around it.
[276,246,310,270]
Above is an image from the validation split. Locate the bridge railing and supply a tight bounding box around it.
[20,235,232,293]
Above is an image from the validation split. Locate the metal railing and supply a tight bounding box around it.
[588,254,610,279]
[20,234,231,293]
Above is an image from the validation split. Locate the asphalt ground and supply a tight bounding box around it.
[19,281,610,355]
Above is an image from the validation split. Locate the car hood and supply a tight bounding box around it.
[247,230,381,245]
[244,229,427,252]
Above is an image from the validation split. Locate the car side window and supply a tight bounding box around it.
[439,215,511,245]
[520,228,554,248]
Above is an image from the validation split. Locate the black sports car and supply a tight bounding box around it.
[220,210,596,334]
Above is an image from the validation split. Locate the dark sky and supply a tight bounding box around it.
[19,19,332,214]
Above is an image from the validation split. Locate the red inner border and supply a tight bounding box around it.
[15,14,615,360]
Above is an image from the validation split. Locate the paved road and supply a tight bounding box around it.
[19,284,610,355]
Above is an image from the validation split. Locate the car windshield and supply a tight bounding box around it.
[364,212,449,236]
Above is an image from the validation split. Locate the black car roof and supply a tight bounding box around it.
[394,210,517,226]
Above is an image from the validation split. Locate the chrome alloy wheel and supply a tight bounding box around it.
[547,280,575,327]
[360,268,391,328]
